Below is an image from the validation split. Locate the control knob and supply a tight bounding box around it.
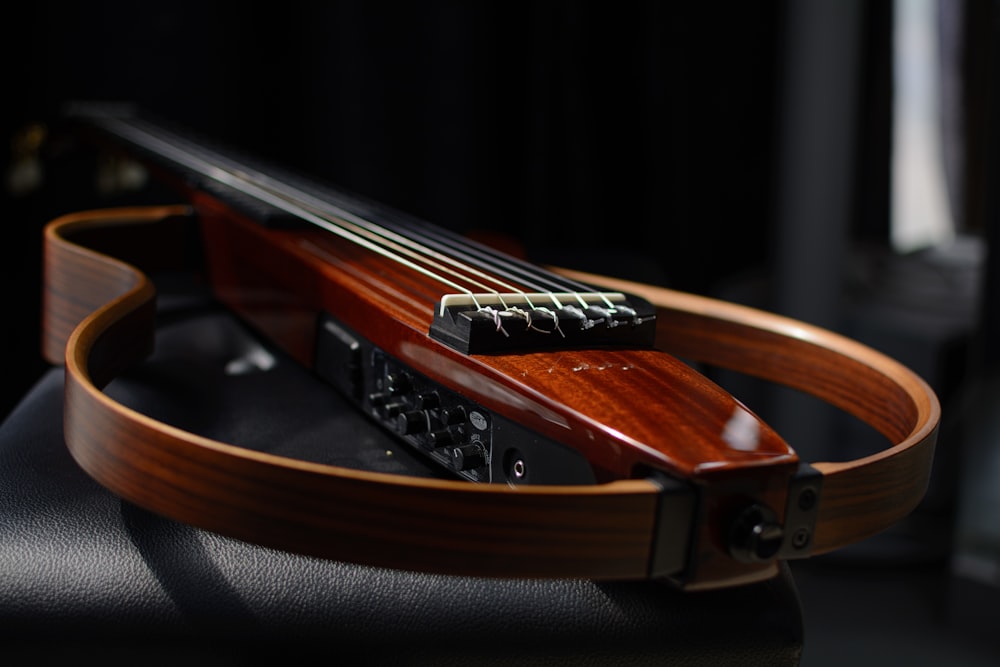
[450,445,485,471]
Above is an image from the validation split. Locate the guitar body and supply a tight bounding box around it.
[196,193,795,481]
[39,106,940,589]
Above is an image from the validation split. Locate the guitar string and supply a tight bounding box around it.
[300,204,634,333]
[226,165,602,314]
[100,114,623,319]
[103,117,497,308]
[208,155,604,308]
[254,184,600,335]
[110,115,600,308]
[241,167,624,318]
[272,175,619,310]
[263,183,632,333]
[374,217,619,310]
[240,169,540,310]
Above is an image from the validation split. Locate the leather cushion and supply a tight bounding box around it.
[0,288,803,665]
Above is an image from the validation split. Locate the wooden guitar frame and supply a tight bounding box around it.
[42,205,940,589]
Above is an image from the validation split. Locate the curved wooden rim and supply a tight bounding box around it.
[45,207,663,581]
[553,269,941,553]
[43,206,940,582]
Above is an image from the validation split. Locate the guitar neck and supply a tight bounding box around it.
[72,105,662,353]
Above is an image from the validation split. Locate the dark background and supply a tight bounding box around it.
[0,1,830,418]
[3,2,999,664]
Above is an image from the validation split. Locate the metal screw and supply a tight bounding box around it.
[792,528,811,549]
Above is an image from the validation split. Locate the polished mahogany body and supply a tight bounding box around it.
[195,193,796,481]
[194,191,800,587]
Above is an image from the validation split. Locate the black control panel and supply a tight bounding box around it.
[368,351,492,482]
[314,312,597,486]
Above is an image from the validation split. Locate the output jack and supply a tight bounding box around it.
[504,448,527,484]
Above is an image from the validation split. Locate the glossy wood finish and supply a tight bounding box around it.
[44,206,667,580]
[194,201,801,589]
[38,105,937,589]
[41,204,940,588]
[193,194,796,485]
[555,269,941,554]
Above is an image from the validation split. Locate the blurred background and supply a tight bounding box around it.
[2,1,998,664]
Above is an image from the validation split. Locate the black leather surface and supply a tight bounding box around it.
[0,286,803,665]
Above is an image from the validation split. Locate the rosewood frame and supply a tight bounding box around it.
[41,205,939,588]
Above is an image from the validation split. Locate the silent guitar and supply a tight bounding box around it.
[41,104,940,590]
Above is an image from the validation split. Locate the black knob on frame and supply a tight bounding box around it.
[728,504,784,563]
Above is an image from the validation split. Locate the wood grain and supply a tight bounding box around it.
[44,206,667,581]
[554,269,941,554]
[41,205,939,588]
[193,195,798,484]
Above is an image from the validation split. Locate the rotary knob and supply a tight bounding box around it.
[728,504,784,563]
[450,445,485,471]
[441,405,467,426]
[417,392,440,409]
[428,426,464,448]
[383,401,407,418]
[385,372,412,396]
[397,410,428,435]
